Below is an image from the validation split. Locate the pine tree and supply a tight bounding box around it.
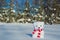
[53,0,60,23]
[8,0,16,22]
[24,0,30,13]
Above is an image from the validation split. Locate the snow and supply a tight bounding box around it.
[0,23,60,40]
[44,24,60,40]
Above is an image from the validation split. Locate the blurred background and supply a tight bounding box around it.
[0,0,60,40]
[0,0,60,24]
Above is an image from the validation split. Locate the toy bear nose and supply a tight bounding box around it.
[38,27,40,28]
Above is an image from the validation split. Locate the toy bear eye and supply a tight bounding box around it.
[36,25,37,27]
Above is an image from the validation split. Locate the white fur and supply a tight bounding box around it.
[32,22,44,39]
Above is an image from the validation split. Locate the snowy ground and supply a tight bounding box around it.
[0,23,60,40]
